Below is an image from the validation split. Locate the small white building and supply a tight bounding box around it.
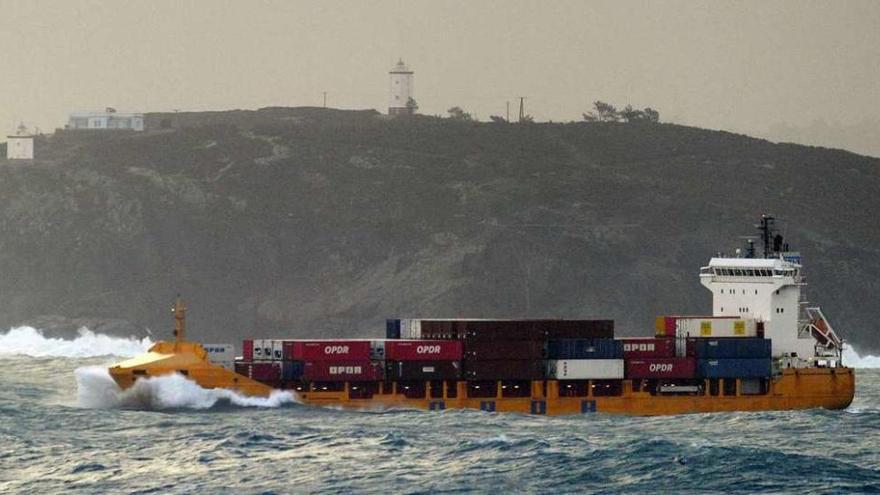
[388,59,416,116]
[6,124,34,160]
[67,108,144,131]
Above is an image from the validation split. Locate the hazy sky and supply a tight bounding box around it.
[2,1,878,154]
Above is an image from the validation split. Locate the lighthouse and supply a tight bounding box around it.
[388,59,416,116]
[6,123,34,160]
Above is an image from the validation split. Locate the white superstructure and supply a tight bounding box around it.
[697,215,842,361]
[388,59,416,116]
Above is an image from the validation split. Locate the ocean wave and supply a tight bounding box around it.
[843,346,880,368]
[74,366,296,410]
[0,326,152,358]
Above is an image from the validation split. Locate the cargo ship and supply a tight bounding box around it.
[109,216,854,415]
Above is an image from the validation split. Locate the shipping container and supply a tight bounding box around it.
[261,340,274,361]
[697,358,772,378]
[625,357,696,379]
[465,340,544,360]
[385,340,463,361]
[386,319,401,339]
[386,360,461,381]
[370,340,386,360]
[302,360,384,381]
[546,359,624,380]
[673,337,698,358]
[621,338,676,359]
[547,339,623,359]
[695,338,771,359]
[204,343,234,370]
[252,362,282,381]
[282,361,304,381]
[234,361,252,378]
[290,341,372,361]
[272,340,283,360]
[282,341,295,360]
[463,359,545,380]
[396,319,614,341]
[242,340,254,361]
[252,339,265,361]
[655,316,757,338]
[542,320,614,339]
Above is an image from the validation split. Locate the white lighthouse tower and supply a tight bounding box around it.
[388,59,416,116]
[6,123,34,160]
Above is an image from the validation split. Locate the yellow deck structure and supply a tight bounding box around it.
[108,298,272,397]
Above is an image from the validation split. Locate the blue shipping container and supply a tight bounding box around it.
[282,361,305,381]
[547,339,623,359]
[695,338,771,359]
[698,358,771,378]
[386,319,401,339]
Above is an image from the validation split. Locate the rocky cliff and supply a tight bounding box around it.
[2,107,878,352]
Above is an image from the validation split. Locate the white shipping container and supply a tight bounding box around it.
[675,318,757,338]
[204,343,234,370]
[547,359,624,379]
[401,319,422,339]
[272,340,283,360]
[253,339,265,361]
[370,340,386,360]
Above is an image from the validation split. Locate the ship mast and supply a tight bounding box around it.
[173,295,187,343]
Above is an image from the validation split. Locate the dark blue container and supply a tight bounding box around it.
[697,358,771,378]
[546,339,623,359]
[282,361,305,381]
[386,319,401,339]
[695,338,771,359]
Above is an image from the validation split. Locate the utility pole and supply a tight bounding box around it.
[506,101,510,122]
[323,92,327,108]
[518,97,526,123]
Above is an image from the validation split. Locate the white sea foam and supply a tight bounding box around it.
[843,346,880,369]
[75,366,295,410]
[0,326,152,358]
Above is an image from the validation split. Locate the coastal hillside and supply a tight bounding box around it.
[2,107,878,352]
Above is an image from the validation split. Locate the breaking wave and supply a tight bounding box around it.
[75,366,296,410]
[844,346,880,369]
[0,326,152,358]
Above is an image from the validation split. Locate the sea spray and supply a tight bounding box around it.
[843,346,880,369]
[0,327,152,358]
[75,366,296,410]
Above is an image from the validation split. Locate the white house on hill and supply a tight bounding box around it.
[67,107,144,131]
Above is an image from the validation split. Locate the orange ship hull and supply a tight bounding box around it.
[292,368,854,416]
[109,344,854,415]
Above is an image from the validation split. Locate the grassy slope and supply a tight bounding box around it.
[1,107,878,352]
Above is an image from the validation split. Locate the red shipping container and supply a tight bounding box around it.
[251,362,282,381]
[622,338,675,358]
[234,361,252,378]
[242,340,254,361]
[464,340,544,360]
[626,358,696,379]
[290,341,372,361]
[282,341,296,360]
[385,340,463,361]
[302,360,384,381]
